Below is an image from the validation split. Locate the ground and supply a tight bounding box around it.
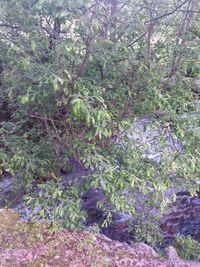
[0,209,200,267]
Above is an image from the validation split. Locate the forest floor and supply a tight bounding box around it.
[0,209,200,267]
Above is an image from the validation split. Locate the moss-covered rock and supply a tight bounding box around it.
[0,209,199,267]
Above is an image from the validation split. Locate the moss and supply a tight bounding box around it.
[0,209,45,249]
[0,209,198,266]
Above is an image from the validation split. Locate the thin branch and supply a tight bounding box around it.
[146,0,190,24]
[169,0,195,77]
[128,0,190,47]
[27,113,62,124]
[128,32,147,47]
[178,9,200,13]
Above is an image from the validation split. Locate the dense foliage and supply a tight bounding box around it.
[0,0,200,245]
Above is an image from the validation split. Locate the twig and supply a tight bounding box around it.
[27,113,62,124]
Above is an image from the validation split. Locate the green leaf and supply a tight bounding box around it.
[31,40,37,52]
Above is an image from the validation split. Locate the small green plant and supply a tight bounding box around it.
[23,181,85,230]
[173,235,200,260]
[87,224,101,234]
[134,216,163,247]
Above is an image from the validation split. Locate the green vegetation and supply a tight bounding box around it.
[0,0,200,251]
[173,235,200,260]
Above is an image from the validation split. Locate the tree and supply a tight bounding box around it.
[0,0,199,243]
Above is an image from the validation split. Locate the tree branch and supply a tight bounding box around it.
[128,0,190,48]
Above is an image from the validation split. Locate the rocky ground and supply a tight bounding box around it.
[0,209,200,267]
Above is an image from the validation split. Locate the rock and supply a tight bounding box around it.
[0,209,21,229]
[0,171,24,208]
[81,187,135,243]
[0,210,199,267]
[131,242,159,258]
[160,192,200,246]
[61,156,93,186]
[165,246,179,260]
[82,187,200,248]
[127,117,182,163]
